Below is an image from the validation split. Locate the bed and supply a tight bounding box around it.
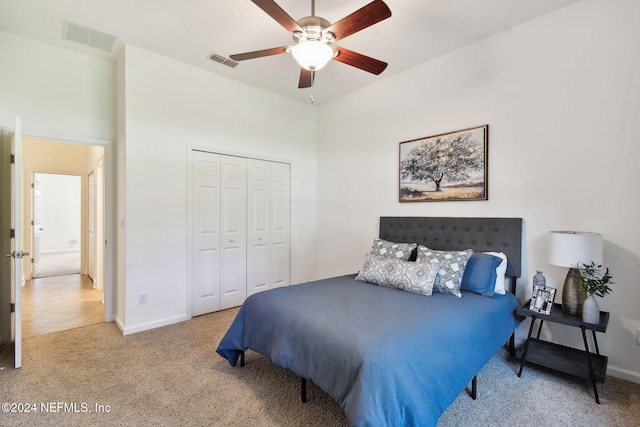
[217,216,523,426]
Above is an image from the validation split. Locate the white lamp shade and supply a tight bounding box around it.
[548,231,603,268]
[291,41,334,71]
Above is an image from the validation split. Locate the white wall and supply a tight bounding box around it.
[117,45,318,334]
[316,0,640,382]
[0,31,115,142]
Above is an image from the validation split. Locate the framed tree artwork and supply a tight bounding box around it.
[399,125,488,202]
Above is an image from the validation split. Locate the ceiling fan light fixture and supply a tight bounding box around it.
[291,40,334,71]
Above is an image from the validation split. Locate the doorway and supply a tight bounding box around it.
[32,173,81,278]
[22,138,106,338]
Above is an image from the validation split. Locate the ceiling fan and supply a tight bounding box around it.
[230,0,392,89]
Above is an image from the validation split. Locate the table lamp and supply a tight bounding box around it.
[549,231,603,315]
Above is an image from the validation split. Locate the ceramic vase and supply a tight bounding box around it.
[533,271,546,290]
[582,295,600,324]
[561,268,587,315]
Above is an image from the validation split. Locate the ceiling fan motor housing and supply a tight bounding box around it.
[294,16,334,43]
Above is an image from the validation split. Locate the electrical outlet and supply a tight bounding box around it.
[138,292,147,304]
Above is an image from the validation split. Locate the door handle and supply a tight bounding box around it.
[5,251,30,259]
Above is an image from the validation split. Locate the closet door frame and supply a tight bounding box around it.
[186,146,291,318]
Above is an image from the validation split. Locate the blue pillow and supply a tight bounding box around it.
[461,253,502,297]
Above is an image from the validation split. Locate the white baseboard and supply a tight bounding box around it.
[114,316,125,334]
[40,249,81,255]
[608,365,640,384]
[120,314,190,336]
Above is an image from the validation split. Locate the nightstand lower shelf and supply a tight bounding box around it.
[516,338,608,383]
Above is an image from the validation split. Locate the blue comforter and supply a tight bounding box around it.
[217,275,520,426]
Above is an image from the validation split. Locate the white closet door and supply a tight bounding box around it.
[270,162,290,289]
[220,155,247,309]
[247,159,270,296]
[191,151,221,316]
[190,151,289,315]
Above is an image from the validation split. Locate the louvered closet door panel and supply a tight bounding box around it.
[270,162,290,288]
[191,151,221,316]
[220,155,247,309]
[247,159,271,296]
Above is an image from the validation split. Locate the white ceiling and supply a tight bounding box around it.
[0,0,580,105]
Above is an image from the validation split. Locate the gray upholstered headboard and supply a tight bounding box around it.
[379,217,523,279]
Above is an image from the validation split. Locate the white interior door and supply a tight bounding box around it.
[31,174,42,277]
[220,155,247,309]
[95,159,104,291]
[10,117,24,368]
[189,151,288,315]
[191,151,221,316]
[0,128,12,348]
[88,171,95,281]
[247,159,270,296]
[270,162,290,289]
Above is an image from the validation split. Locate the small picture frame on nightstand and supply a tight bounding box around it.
[529,285,556,315]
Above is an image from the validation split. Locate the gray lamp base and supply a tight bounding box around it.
[561,267,587,315]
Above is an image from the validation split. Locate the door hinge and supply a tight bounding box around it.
[10,154,15,164]
[10,228,15,238]
[10,303,15,313]
[31,258,34,264]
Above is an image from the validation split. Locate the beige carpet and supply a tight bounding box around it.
[1,308,639,426]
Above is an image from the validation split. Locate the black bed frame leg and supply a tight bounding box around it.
[509,333,516,356]
[301,378,307,403]
[240,351,245,368]
[471,375,477,400]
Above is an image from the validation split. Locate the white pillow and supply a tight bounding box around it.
[485,252,507,295]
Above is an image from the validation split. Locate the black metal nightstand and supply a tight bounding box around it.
[516,300,609,403]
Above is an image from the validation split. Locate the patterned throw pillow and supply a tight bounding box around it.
[416,246,473,297]
[355,254,436,296]
[370,238,417,261]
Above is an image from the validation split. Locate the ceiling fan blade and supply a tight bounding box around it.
[324,0,391,42]
[333,47,387,75]
[251,0,303,33]
[298,69,315,88]
[229,46,289,61]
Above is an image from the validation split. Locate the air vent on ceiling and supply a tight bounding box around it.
[209,53,238,68]
[63,21,116,52]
